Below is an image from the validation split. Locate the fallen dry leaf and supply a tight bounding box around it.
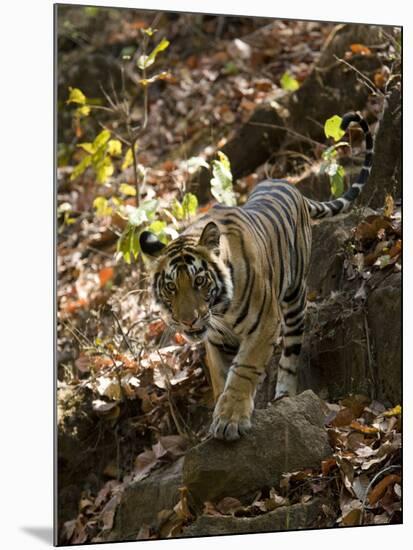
[368,474,401,506]
[350,43,372,56]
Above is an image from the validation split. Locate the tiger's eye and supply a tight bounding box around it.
[195,275,205,286]
[166,282,176,292]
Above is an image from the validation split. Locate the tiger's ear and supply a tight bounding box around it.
[198,221,220,253]
[140,231,166,259]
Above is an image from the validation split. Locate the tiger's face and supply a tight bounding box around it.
[140,221,233,342]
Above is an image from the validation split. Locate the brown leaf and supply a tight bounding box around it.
[368,474,401,506]
[100,494,120,531]
[355,215,393,241]
[173,487,192,521]
[134,449,158,480]
[98,267,114,287]
[350,43,372,56]
[350,420,379,434]
[341,394,370,418]
[330,407,354,427]
[342,507,362,526]
[202,501,221,516]
[374,66,391,89]
[321,457,337,476]
[216,497,243,515]
[151,435,188,462]
[336,456,355,494]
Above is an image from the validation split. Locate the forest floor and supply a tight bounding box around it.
[56,7,402,544]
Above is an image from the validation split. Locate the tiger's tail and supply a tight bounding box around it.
[305,112,374,219]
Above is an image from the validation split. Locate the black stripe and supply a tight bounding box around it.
[284,343,302,357]
[247,284,267,335]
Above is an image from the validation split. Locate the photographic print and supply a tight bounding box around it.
[55,4,402,545]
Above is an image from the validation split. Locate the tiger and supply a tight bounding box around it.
[140,112,374,441]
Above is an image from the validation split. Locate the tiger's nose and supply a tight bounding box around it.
[181,312,199,328]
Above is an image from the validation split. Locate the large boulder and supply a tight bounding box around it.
[109,457,184,542]
[182,499,324,537]
[183,391,331,508]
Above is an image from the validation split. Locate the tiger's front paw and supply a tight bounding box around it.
[209,391,253,441]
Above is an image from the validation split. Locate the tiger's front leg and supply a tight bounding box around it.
[210,338,273,441]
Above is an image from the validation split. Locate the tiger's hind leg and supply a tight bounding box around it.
[275,285,307,399]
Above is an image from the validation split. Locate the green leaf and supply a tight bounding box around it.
[92,129,111,151]
[119,183,136,196]
[120,45,136,60]
[93,196,113,217]
[280,72,300,92]
[324,115,345,142]
[117,225,140,263]
[222,61,239,75]
[127,206,148,226]
[330,165,345,197]
[130,228,140,259]
[107,139,122,156]
[210,151,236,206]
[138,37,170,70]
[148,220,167,235]
[70,155,92,180]
[140,199,158,220]
[67,87,87,105]
[182,193,198,218]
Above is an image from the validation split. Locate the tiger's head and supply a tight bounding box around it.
[140,221,233,342]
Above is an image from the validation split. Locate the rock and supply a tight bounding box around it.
[182,499,324,537]
[297,272,401,405]
[307,210,374,300]
[109,458,184,541]
[299,296,370,401]
[367,272,401,404]
[364,87,401,208]
[183,391,331,508]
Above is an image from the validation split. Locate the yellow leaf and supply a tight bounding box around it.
[280,72,300,92]
[324,115,345,142]
[119,183,136,196]
[383,194,394,218]
[67,87,87,105]
[77,142,95,154]
[121,146,138,171]
[93,196,112,217]
[108,139,122,156]
[76,105,91,117]
[96,156,114,184]
[383,405,401,417]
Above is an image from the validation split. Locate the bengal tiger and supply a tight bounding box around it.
[140,112,374,441]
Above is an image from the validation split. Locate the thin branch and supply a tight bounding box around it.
[247,121,325,148]
[333,54,384,98]
[111,308,138,361]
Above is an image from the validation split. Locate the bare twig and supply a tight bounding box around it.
[247,121,325,148]
[333,54,384,98]
[111,308,138,361]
